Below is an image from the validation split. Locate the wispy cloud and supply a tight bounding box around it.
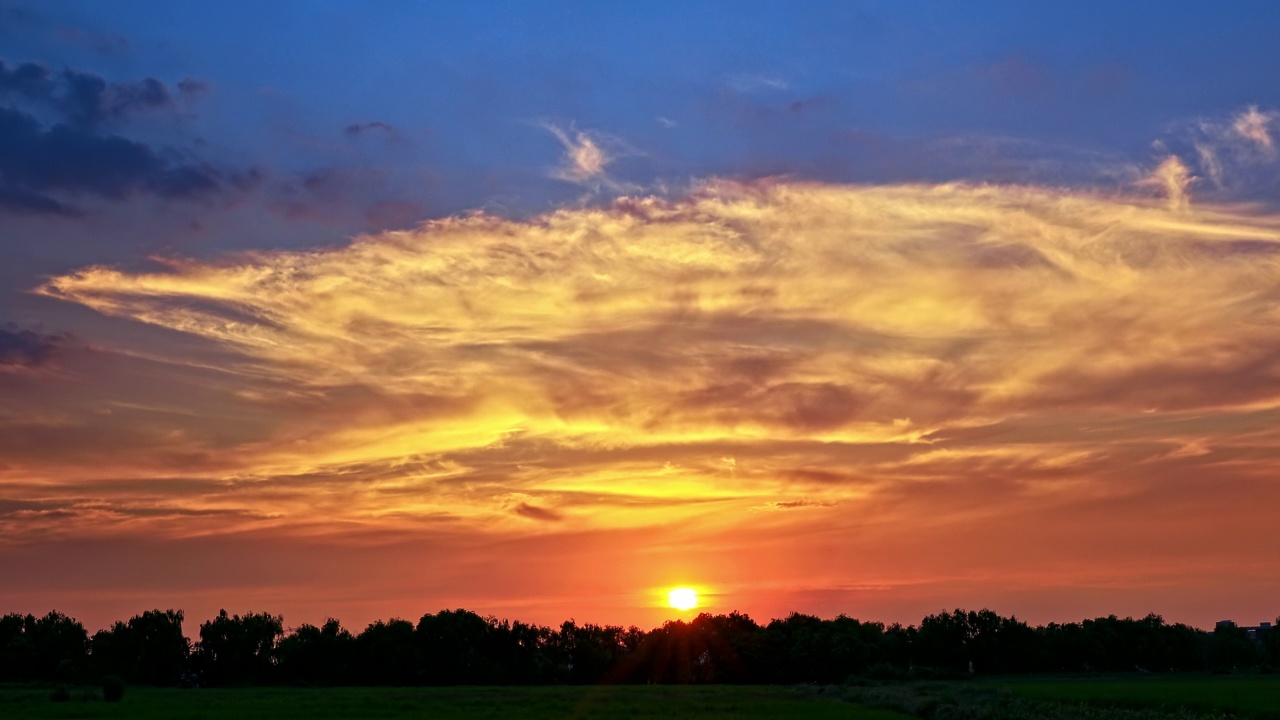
[543,123,637,191]
[726,73,789,93]
[1138,155,1194,211]
[18,173,1280,625]
[1232,105,1275,152]
[1167,105,1280,191]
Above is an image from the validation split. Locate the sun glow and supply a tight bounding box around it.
[668,587,699,611]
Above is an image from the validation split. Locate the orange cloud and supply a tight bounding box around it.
[11,178,1280,628]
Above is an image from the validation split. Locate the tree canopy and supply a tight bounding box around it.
[2,607,1276,686]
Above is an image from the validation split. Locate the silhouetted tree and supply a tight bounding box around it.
[550,620,633,683]
[416,609,499,684]
[277,618,355,685]
[356,618,418,685]
[632,619,697,684]
[195,610,283,685]
[0,613,27,681]
[89,609,188,685]
[914,609,974,673]
[688,612,762,683]
[758,613,880,683]
[488,619,557,683]
[6,605,1276,685]
[0,611,88,682]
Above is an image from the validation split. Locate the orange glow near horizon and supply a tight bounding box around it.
[5,176,1280,631]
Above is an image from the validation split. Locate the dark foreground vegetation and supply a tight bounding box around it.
[2,607,1278,687]
[0,684,912,720]
[4,678,1280,720]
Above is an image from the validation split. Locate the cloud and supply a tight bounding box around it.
[512,502,564,523]
[1137,155,1194,211]
[22,178,1280,624]
[40,179,1280,469]
[344,121,397,138]
[0,59,242,215]
[1164,106,1280,194]
[1232,106,1275,151]
[0,185,80,216]
[0,325,68,368]
[543,123,636,190]
[0,59,175,129]
[726,74,789,93]
[0,106,248,215]
[269,166,413,227]
[754,499,838,511]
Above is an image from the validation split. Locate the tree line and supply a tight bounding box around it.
[2,608,1277,686]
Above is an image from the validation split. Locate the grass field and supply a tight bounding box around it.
[5,676,1278,720]
[0,684,912,720]
[992,675,1280,718]
[818,674,1280,720]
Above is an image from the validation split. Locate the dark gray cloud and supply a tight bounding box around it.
[0,58,256,216]
[0,105,257,215]
[344,121,396,137]
[0,59,172,129]
[0,185,79,216]
[0,324,67,367]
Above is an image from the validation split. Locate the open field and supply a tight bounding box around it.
[824,675,1280,720]
[0,684,911,720]
[5,676,1279,720]
[992,675,1280,718]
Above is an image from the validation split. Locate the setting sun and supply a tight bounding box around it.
[668,587,699,611]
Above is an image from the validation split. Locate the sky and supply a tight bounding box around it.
[3,1,1280,635]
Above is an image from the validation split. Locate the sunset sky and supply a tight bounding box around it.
[3,1,1280,635]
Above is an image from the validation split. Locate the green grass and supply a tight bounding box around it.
[990,675,1280,718]
[11,677,1276,720]
[0,684,912,720]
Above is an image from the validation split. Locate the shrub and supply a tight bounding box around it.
[102,674,125,702]
[49,684,71,702]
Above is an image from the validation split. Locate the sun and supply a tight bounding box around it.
[667,587,699,611]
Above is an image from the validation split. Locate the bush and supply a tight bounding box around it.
[49,684,71,702]
[102,674,125,702]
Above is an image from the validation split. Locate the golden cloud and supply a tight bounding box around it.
[26,179,1280,548]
